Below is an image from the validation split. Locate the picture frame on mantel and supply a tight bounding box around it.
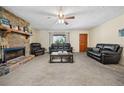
[119,28,124,37]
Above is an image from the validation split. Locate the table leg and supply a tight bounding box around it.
[61,56,62,62]
[50,55,52,63]
[71,55,73,63]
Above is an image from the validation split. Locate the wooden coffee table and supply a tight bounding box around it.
[50,51,73,63]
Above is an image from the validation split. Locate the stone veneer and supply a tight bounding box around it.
[0,7,30,56]
[0,7,29,26]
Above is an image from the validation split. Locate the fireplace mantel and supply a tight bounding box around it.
[0,25,31,39]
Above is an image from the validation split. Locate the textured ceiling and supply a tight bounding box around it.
[3,6,124,31]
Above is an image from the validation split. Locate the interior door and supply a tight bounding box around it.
[79,34,88,52]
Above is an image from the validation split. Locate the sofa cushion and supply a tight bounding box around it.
[101,50,115,55]
[88,51,101,57]
[64,43,70,47]
[31,43,41,47]
[35,49,44,52]
[103,45,115,51]
[51,44,58,49]
[58,44,63,49]
[92,48,100,52]
[102,44,119,52]
[64,47,69,49]
[64,43,71,49]
[96,44,103,49]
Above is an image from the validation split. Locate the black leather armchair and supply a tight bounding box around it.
[87,44,123,64]
[30,43,45,56]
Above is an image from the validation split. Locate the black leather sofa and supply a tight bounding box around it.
[30,43,45,56]
[87,44,123,64]
[49,43,73,54]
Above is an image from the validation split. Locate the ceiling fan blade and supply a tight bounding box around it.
[64,21,69,25]
[65,16,75,19]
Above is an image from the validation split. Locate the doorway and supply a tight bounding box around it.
[79,34,88,52]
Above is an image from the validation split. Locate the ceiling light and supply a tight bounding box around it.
[59,11,63,18]
[61,19,64,23]
[58,19,61,23]
[58,19,64,24]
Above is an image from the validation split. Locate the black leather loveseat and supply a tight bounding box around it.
[87,44,123,64]
[30,43,45,56]
[49,43,73,54]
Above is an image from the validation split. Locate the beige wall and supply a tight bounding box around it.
[89,14,124,65]
[33,30,89,52]
[70,31,89,52]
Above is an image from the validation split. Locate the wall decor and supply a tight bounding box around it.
[0,17,10,28]
[0,17,10,25]
[119,28,124,37]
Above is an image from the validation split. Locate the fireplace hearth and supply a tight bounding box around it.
[4,47,25,62]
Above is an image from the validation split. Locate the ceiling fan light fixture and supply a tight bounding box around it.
[61,19,64,23]
[58,19,64,24]
[59,11,63,17]
[58,19,61,23]
[57,12,59,16]
[57,7,75,25]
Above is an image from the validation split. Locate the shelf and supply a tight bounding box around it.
[11,30,30,36]
[0,25,31,37]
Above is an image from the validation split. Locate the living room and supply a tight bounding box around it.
[0,6,124,86]
[30,6,124,64]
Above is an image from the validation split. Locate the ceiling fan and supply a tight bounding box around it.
[56,7,75,25]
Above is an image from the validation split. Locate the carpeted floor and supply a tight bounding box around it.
[0,53,124,86]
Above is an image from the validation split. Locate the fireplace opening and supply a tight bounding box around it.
[4,47,25,61]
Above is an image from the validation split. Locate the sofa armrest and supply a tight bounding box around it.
[49,47,52,50]
[70,47,73,50]
[49,47,52,53]
[71,47,73,52]
[41,47,45,50]
[31,48,36,53]
[101,51,121,64]
[87,47,94,51]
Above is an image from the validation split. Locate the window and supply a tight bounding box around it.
[53,35,66,44]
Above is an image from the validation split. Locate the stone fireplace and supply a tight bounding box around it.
[1,33,30,62]
[0,7,30,62]
[5,33,30,56]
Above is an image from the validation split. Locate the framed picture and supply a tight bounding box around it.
[119,29,124,37]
